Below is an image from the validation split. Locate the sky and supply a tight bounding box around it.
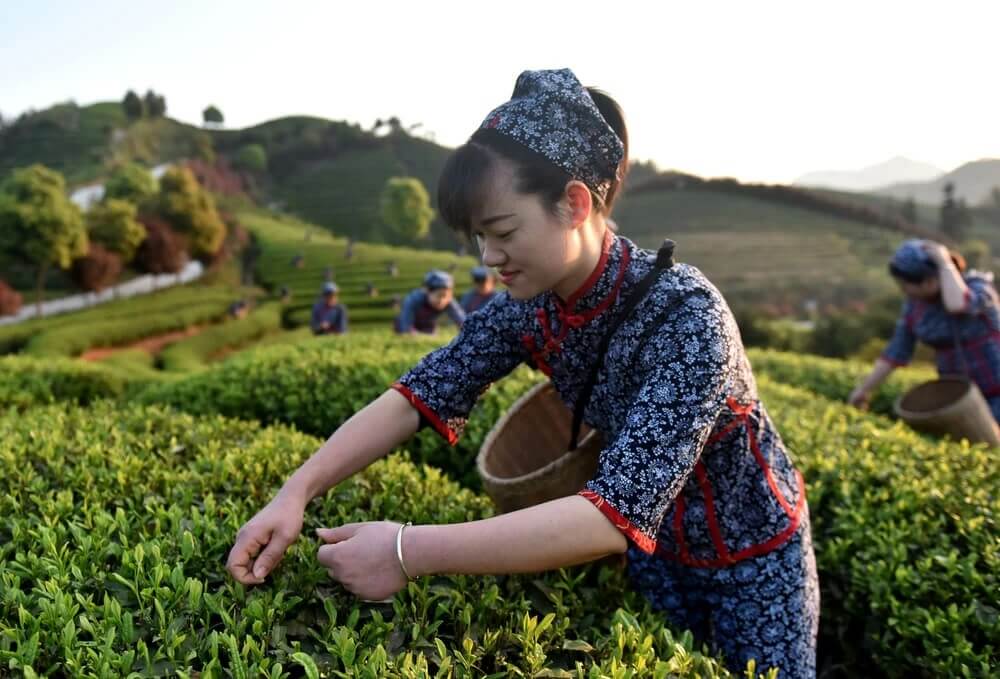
[2,0,998,184]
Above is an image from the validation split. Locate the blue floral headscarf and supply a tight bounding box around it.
[478,69,624,202]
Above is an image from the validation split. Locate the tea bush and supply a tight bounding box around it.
[159,303,283,372]
[757,377,998,677]
[0,402,740,677]
[0,356,128,410]
[135,334,542,488]
[748,348,935,417]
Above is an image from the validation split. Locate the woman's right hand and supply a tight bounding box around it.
[226,492,306,585]
[847,385,871,410]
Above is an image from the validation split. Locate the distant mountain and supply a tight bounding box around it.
[873,159,1000,206]
[794,156,944,192]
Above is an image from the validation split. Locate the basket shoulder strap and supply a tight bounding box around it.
[568,239,676,451]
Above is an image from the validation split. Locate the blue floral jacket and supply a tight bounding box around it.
[393,232,806,567]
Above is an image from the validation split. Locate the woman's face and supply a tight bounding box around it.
[470,162,578,301]
[898,276,940,301]
[427,287,453,310]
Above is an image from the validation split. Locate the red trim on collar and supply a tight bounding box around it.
[521,233,629,367]
[560,229,614,308]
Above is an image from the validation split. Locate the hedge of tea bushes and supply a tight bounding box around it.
[0,286,242,356]
[756,377,998,677]
[0,355,131,410]
[158,303,284,372]
[135,342,998,676]
[748,348,935,417]
[0,402,741,678]
[22,297,239,359]
[135,333,540,488]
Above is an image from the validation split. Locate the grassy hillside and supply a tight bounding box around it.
[613,187,901,312]
[0,102,213,185]
[243,209,479,328]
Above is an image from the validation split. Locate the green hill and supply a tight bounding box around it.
[4,98,976,315]
[613,186,902,312]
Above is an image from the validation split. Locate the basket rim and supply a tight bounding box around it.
[893,375,978,419]
[476,381,603,487]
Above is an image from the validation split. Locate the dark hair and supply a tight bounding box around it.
[437,87,629,238]
[888,250,967,283]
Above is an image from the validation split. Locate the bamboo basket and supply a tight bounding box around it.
[894,376,1000,446]
[477,382,604,513]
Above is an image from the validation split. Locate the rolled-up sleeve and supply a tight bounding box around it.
[393,295,526,444]
[960,276,999,315]
[580,293,733,553]
[881,303,917,367]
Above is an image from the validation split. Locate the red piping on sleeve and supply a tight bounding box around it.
[579,489,657,554]
[391,382,459,446]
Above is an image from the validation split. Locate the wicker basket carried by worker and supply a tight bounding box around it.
[476,381,604,513]
[894,375,1000,446]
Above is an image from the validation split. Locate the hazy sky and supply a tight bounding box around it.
[2,0,998,184]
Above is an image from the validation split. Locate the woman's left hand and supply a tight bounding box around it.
[921,241,951,264]
[316,522,409,600]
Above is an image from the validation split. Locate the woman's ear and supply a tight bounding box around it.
[564,181,593,228]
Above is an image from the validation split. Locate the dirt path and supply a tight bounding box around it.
[79,325,204,361]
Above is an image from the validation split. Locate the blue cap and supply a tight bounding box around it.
[423,270,454,290]
[471,265,491,282]
[321,281,339,295]
[889,240,936,283]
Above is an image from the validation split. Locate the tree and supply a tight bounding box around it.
[986,186,1000,229]
[235,144,267,173]
[0,164,87,311]
[144,90,166,117]
[122,90,144,121]
[202,105,224,127]
[86,199,146,262]
[134,215,185,274]
[70,244,123,292]
[900,197,917,224]
[104,162,158,206]
[380,177,435,242]
[157,166,227,260]
[940,181,971,241]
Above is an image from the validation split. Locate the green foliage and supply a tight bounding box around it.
[759,378,999,677]
[747,348,935,417]
[143,89,167,117]
[157,166,227,260]
[380,176,435,242]
[122,90,144,121]
[103,162,158,206]
[23,297,234,358]
[244,210,477,328]
[0,283,240,357]
[0,355,128,409]
[85,198,146,261]
[158,304,283,372]
[0,164,87,304]
[203,105,225,126]
[612,188,900,313]
[236,144,267,173]
[0,402,738,677]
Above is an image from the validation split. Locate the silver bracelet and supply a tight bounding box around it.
[395,521,414,581]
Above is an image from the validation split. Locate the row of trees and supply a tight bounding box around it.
[122,90,167,121]
[0,162,227,315]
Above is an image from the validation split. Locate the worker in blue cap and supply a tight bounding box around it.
[311,281,348,335]
[460,265,498,313]
[394,270,466,334]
